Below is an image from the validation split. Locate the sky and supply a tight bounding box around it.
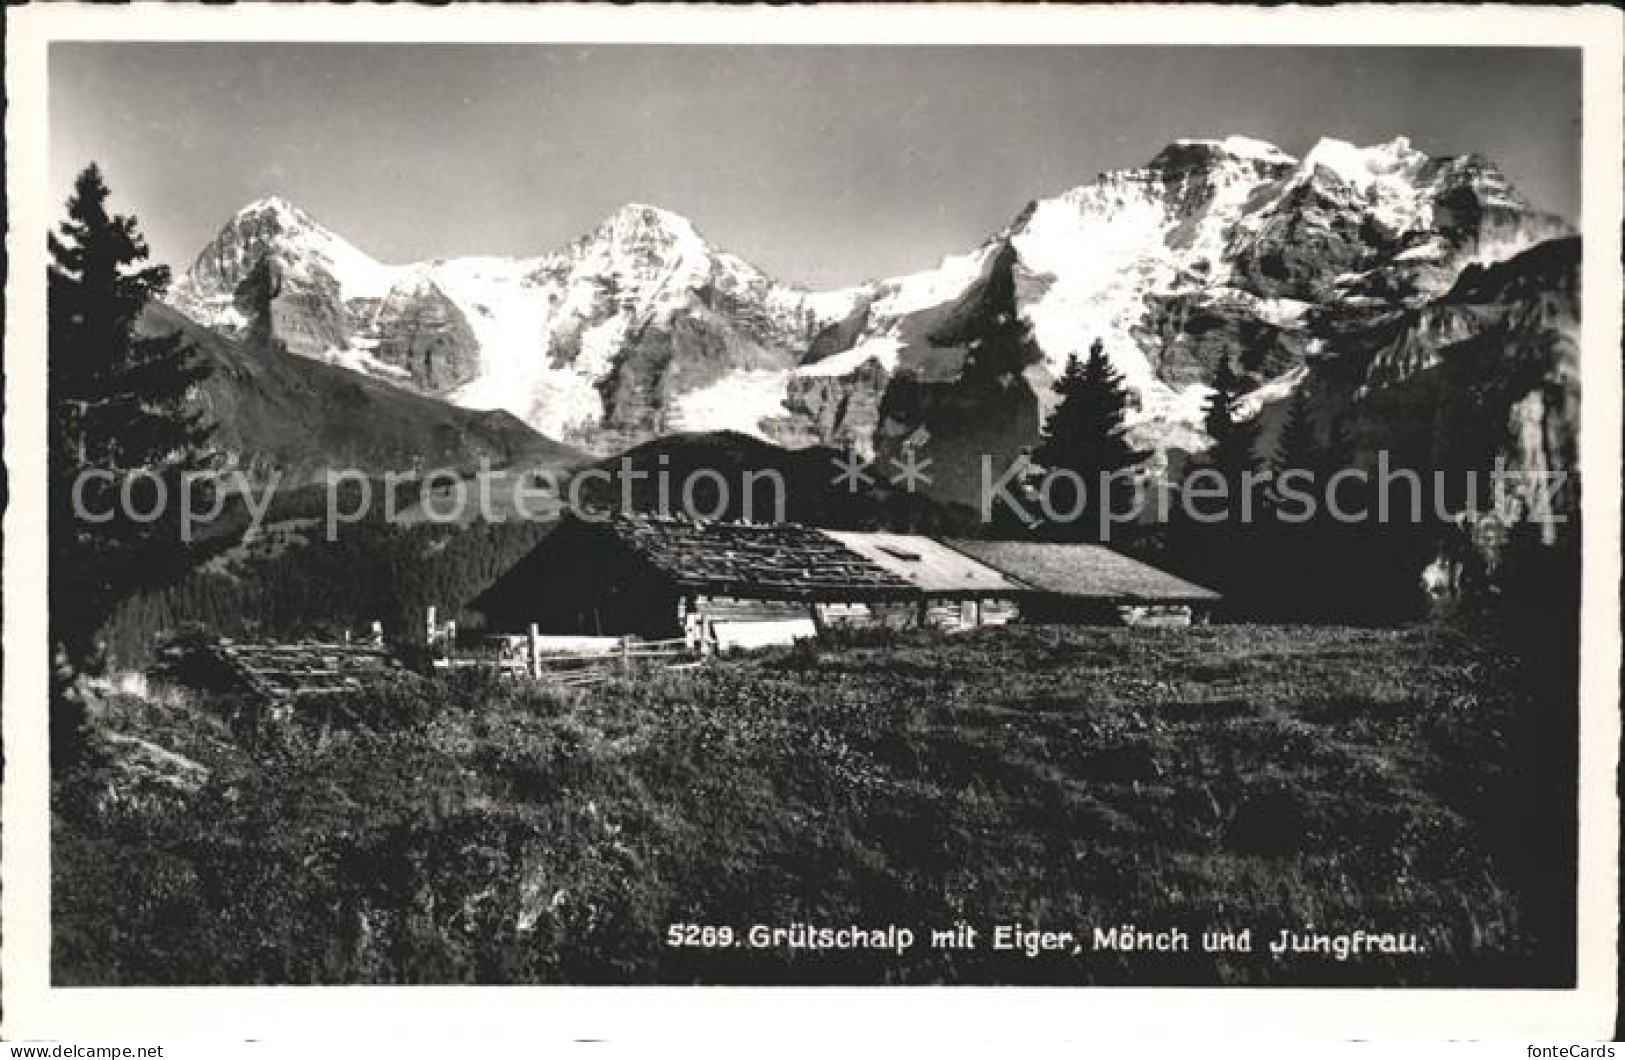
[50,44,1581,290]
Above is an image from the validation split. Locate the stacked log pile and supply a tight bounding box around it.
[210,640,402,704]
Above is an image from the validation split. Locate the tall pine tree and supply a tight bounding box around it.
[1029,339,1145,541]
[49,164,215,672]
[1201,358,1259,486]
[1260,389,1325,617]
[1270,390,1317,476]
[1163,357,1264,614]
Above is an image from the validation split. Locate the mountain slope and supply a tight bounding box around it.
[140,302,585,488]
[1343,236,1580,536]
[571,430,981,533]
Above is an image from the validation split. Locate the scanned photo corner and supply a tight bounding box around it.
[3,1,1622,1044]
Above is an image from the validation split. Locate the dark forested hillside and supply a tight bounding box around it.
[101,516,554,666]
[575,430,983,534]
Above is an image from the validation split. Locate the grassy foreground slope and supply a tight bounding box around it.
[54,620,1575,986]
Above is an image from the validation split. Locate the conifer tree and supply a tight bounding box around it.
[1029,339,1145,540]
[1267,388,1335,508]
[1259,389,1325,616]
[1272,391,1317,476]
[49,164,215,671]
[1201,358,1259,485]
[1163,357,1263,612]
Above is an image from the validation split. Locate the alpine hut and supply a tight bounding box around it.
[471,512,921,647]
[471,513,1223,644]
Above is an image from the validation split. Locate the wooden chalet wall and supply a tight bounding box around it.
[921,597,1022,631]
[472,518,687,639]
[1015,595,1125,625]
[684,597,1023,633]
[1117,604,1199,628]
[849,598,1022,631]
[1014,597,1200,627]
[688,596,813,624]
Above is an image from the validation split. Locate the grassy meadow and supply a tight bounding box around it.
[53,618,1576,986]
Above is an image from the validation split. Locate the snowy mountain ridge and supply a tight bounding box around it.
[168,135,1574,494]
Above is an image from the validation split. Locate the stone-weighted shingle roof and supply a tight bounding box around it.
[943,539,1221,602]
[608,515,917,601]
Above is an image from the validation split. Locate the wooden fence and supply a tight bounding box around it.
[432,626,701,687]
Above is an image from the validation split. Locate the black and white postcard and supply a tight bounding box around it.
[4,2,1620,1044]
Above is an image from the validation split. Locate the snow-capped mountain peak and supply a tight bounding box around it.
[1268,135,1436,236]
[1292,136,1429,210]
[595,201,704,240]
[1170,134,1297,165]
[1299,135,1425,189]
[567,201,718,293]
[173,193,398,319]
[235,194,307,221]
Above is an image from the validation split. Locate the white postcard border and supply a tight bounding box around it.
[4,3,1620,1042]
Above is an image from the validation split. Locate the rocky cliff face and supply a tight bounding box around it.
[1344,237,1580,537]
[360,275,482,392]
[176,197,487,395]
[231,251,351,360]
[169,137,1575,511]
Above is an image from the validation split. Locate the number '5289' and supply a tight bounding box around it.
[666,924,737,947]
